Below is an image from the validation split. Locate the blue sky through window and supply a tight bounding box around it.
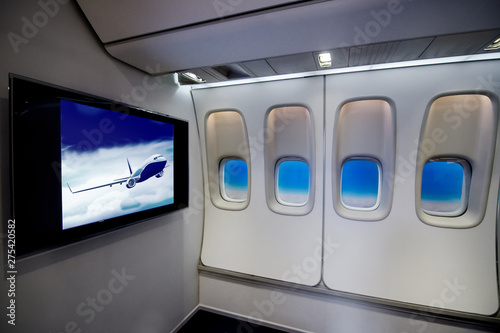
[222,159,248,202]
[341,159,380,210]
[421,161,465,214]
[276,160,309,206]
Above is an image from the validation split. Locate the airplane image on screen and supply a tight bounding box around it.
[67,154,168,194]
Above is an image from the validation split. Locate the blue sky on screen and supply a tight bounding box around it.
[277,160,309,195]
[421,161,463,203]
[60,99,173,153]
[60,100,174,230]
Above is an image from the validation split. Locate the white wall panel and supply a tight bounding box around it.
[323,60,500,315]
[193,77,324,286]
[205,111,251,210]
[265,106,316,215]
[332,99,396,220]
[415,94,497,228]
[0,2,203,333]
[200,274,497,333]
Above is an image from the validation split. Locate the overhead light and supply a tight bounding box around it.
[484,37,500,51]
[181,72,205,83]
[318,52,332,67]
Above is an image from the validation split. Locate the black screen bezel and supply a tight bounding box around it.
[9,74,189,258]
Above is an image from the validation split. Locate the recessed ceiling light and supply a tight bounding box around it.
[318,52,332,67]
[484,37,500,51]
[181,72,205,83]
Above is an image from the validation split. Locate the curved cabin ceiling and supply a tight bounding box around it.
[76,0,500,82]
[77,0,311,43]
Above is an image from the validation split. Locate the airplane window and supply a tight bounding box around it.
[276,159,310,206]
[341,159,381,210]
[220,158,248,202]
[421,160,470,216]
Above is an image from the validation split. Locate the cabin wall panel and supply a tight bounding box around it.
[200,274,497,333]
[193,77,324,286]
[0,2,202,333]
[197,60,500,328]
[323,60,500,315]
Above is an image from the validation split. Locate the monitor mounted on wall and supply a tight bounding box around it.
[9,74,189,257]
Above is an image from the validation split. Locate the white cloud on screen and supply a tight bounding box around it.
[61,141,174,230]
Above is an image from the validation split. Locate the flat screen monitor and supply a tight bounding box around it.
[9,74,189,257]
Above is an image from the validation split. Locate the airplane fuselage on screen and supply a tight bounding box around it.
[68,154,168,194]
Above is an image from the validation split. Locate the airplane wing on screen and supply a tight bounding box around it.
[67,176,136,194]
[67,158,136,194]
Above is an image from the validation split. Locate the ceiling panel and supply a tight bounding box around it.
[267,53,317,74]
[240,60,277,77]
[76,0,312,43]
[98,0,500,79]
[349,42,400,66]
[389,37,434,62]
[420,30,500,59]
